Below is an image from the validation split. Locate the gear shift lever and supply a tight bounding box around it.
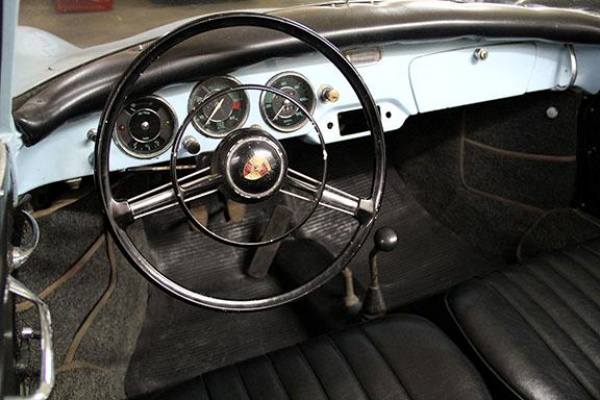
[362,227,398,319]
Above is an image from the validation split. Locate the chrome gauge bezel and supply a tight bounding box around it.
[260,72,316,133]
[114,95,178,159]
[188,75,250,138]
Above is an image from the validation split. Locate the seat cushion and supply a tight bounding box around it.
[448,239,600,400]
[151,314,491,400]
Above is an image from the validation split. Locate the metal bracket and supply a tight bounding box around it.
[554,44,578,91]
[6,277,54,400]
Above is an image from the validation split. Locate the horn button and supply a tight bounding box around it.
[214,128,288,202]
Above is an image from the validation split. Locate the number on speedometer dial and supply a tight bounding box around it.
[260,72,316,133]
[188,76,249,138]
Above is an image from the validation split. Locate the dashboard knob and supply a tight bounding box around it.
[183,136,201,155]
[87,128,97,142]
[473,48,489,61]
[320,86,340,103]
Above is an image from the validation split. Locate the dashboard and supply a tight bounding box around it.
[14,38,600,195]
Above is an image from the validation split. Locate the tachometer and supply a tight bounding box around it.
[260,72,316,132]
[188,76,249,138]
[114,96,177,159]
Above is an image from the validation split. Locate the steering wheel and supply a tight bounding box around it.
[95,13,386,311]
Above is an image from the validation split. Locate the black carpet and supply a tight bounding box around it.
[15,195,148,400]
[396,90,600,260]
[464,90,579,156]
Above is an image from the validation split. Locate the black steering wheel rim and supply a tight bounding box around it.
[95,12,386,311]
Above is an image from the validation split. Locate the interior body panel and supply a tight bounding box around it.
[4,1,600,399]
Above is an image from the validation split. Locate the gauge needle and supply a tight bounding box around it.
[204,98,225,126]
[273,99,291,121]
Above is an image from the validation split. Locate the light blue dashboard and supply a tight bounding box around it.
[14,38,600,195]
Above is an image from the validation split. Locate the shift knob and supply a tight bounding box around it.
[374,227,398,252]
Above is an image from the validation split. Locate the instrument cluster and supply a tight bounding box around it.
[114,72,317,158]
[189,72,316,137]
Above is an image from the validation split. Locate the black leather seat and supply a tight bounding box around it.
[448,239,600,400]
[152,314,491,400]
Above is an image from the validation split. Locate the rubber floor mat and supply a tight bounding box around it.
[125,138,504,397]
[294,157,505,308]
[124,202,311,397]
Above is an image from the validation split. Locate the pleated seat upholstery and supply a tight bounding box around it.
[151,314,491,400]
[448,239,600,400]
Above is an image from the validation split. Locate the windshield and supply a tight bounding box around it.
[19,0,330,48]
[20,0,600,50]
[13,0,596,97]
[19,1,598,49]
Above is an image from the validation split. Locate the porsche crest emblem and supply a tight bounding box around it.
[243,155,272,181]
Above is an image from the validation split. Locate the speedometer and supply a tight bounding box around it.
[260,72,316,132]
[114,95,177,159]
[188,76,249,138]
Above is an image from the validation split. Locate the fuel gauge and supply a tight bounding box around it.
[114,95,177,159]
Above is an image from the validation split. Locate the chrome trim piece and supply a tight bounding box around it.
[6,277,54,400]
[126,166,221,220]
[12,210,40,270]
[554,44,578,91]
[285,168,360,216]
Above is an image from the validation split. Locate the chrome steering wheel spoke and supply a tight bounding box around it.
[115,166,222,225]
[282,168,370,219]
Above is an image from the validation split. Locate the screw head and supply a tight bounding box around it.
[546,106,559,119]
